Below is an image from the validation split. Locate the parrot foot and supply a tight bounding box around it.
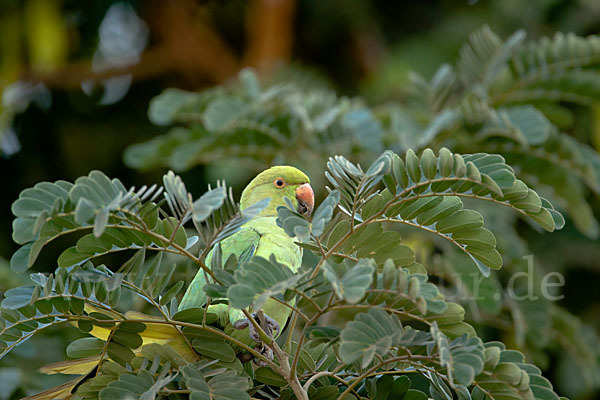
[235,345,275,365]
[233,312,280,341]
[233,312,280,365]
[254,344,274,366]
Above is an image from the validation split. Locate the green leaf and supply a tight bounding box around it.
[255,367,287,387]
[325,152,392,215]
[239,68,261,98]
[191,339,236,362]
[466,246,503,270]
[527,207,557,232]
[452,228,496,249]
[57,247,90,268]
[431,321,454,381]
[366,375,413,400]
[148,88,200,125]
[173,308,218,325]
[142,252,163,291]
[450,335,485,386]
[159,218,188,248]
[420,148,437,179]
[99,387,137,400]
[203,98,245,131]
[425,303,475,338]
[193,186,227,223]
[201,196,270,248]
[1,286,35,310]
[107,342,135,366]
[12,217,36,245]
[311,190,340,237]
[57,225,174,269]
[304,326,341,346]
[339,308,402,368]
[116,324,145,336]
[405,149,421,183]
[11,181,69,218]
[457,25,525,88]
[309,385,340,400]
[89,312,116,328]
[10,243,33,273]
[140,343,188,369]
[336,222,415,267]
[93,207,110,237]
[404,390,429,400]
[121,249,146,285]
[474,343,554,400]
[74,197,97,225]
[159,281,184,306]
[66,337,105,358]
[504,32,600,104]
[502,106,553,145]
[323,259,374,304]
[416,196,463,226]
[277,205,310,242]
[182,365,250,400]
[227,256,303,310]
[342,108,384,152]
[399,197,443,220]
[150,264,175,299]
[436,210,484,233]
[113,329,143,349]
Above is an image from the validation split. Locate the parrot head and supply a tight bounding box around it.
[240,166,314,218]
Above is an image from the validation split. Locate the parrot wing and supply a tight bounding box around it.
[178,226,261,311]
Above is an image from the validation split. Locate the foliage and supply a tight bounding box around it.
[125,27,600,241]
[2,144,569,400]
[119,27,600,399]
[3,12,600,398]
[123,69,385,189]
[380,27,600,239]
[374,28,600,393]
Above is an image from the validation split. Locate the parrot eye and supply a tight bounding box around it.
[274,178,286,188]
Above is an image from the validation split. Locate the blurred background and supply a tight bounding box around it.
[1,0,600,398]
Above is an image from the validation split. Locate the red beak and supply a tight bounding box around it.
[295,183,314,217]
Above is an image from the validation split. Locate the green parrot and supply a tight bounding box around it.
[37,166,313,384]
[179,166,314,352]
